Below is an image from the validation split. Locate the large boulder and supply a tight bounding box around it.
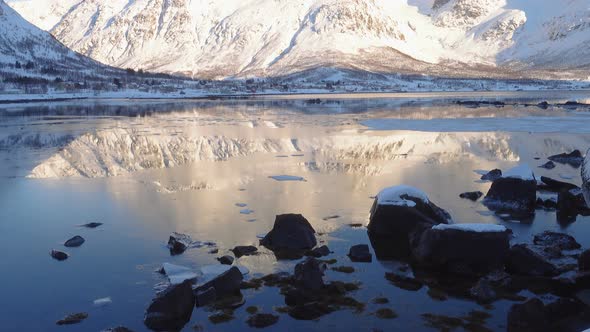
[582,149,590,206]
[260,214,317,259]
[505,244,559,277]
[144,280,195,331]
[483,165,537,218]
[411,223,510,275]
[579,250,590,271]
[193,266,243,307]
[367,185,452,260]
[481,169,502,181]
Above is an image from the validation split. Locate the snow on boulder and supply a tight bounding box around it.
[368,185,452,260]
[411,223,511,275]
[483,164,537,219]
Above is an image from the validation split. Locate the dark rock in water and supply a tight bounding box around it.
[82,222,102,228]
[246,313,279,328]
[288,302,333,320]
[537,101,550,109]
[484,177,536,217]
[507,298,548,332]
[167,232,192,255]
[305,245,331,258]
[144,280,194,331]
[536,197,557,210]
[217,255,234,265]
[194,267,243,307]
[385,273,423,291]
[481,169,502,181]
[411,225,510,275]
[348,244,372,263]
[294,258,326,290]
[102,327,134,332]
[64,235,85,247]
[540,176,580,193]
[209,248,219,254]
[470,279,496,304]
[539,161,556,170]
[548,150,584,168]
[50,250,68,261]
[231,246,258,258]
[368,186,452,260]
[506,244,559,277]
[260,214,317,259]
[56,312,88,325]
[579,250,590,271]
[557,188,590,224]
[533,231,581,252]
[459,191,483,201]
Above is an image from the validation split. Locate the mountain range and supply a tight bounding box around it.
[4,0,590,81]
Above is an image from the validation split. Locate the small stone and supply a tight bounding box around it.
[209,248,219,254]
[348,244,372,263]
[459,191,484,201]
[539,161,556,169]
[246,313,279,328]
[305,245,330,258]
[56,312,88,325]
[331,266,355,274]
[385,273,423,291]
[231,246,258,258]
[167,233,192,255]
[375,308,398,319]
[50,250,68,261]
[64,235,85,247]
[217,255,234,265]
[82,222,102,228]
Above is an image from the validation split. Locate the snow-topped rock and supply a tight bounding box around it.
[376,185,430,207]
[503,164,535,181]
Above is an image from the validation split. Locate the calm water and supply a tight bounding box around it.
[1,92,590,331]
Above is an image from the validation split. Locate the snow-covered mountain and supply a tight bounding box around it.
[0,0,96,68]
[6,0,590,79]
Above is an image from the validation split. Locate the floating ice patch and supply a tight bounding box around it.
[269,175,306,182]
[376,185,429,207]
[256,233,267,239]
[161,263,199,285]
[503,164,535,180]
[246,219,257,223]
[240,209,255,215]
[432,223,507,233]
[93,297,112,307]
[559,174,574,180]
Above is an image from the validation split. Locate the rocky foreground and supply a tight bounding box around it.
[51,150,590,331]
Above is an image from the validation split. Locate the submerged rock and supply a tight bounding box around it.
[144,280,195,331]
[260,214,317,259]
[64,235,85,247]
[411,224,510,275]
[459,191,483,201]
[506,244,559,277]
[481,169,502,181]
[294,258,326,290]
[246,313,279,328]
[167,233,192,255]
[231,246,258,258]
[348,244,372,263]
[483,165,537,218]
[533,231,581,253]
[56,312,88,325]
[548,150,584,168]
[385,273,423,291]
[507,298,548,332]
[50,250,69,261]
[367,185,452,260]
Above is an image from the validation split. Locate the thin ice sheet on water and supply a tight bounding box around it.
[93,297,112,307]
[432,223,507,233]
[162,263,199,285]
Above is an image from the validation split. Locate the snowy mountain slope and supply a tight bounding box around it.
[6,0,590,79]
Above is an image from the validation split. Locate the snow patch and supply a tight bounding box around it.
[432,223,507,233]
[376,185,430,207]
[503,164,535,180]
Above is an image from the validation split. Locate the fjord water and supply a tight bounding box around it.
[1,92,590,331]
